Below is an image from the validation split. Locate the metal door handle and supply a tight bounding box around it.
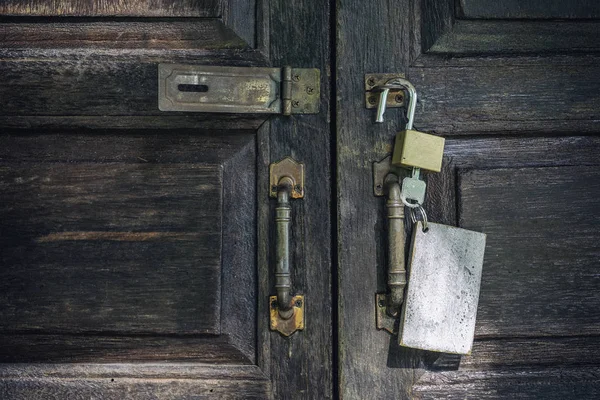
[373,157,407,334]
[384,178,407,318]
[269,157,305,337]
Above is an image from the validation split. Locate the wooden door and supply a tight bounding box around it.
[337,0,600,399]
[0,1,332,399]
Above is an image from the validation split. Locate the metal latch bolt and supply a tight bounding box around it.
[158,64,320,115]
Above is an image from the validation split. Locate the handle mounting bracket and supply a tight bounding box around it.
[270,295,305,337]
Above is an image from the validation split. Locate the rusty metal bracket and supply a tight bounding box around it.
[376,294,397,335]
[158,64,320,115]
[365,73,406,110]
[373,155,406,197]
[270,295,305,337]
[270,157,304,199]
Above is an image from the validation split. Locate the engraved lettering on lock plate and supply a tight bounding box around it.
[399,222,486,355]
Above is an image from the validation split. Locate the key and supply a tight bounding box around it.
[400,168,426,207]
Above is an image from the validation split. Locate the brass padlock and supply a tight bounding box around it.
[392,129,445,173]
[376,78,445,173]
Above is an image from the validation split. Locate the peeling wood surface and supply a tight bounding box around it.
[0,0,220,17]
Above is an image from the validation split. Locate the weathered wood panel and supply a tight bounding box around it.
[0,21,246,49]
[430,20,600,54]
[0,334,252,363]
[336,0,421,398]
[0,0,220,17]
[257,0,333,397]
[414,367,600,400]
[459,0,600,19]
[459,166,600,338]
[462,337,600,370]
[0,131,256,164]
[408,59,600,135]
[0,163,222,334]
[0,364,270,400]
[0,48,267,130]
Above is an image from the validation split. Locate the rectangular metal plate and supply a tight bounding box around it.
[158,64,320,114]
[364,73,406,109]
[159,64,281,113]
[399,222,486,355]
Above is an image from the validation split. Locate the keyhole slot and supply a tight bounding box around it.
[178,84,209,93]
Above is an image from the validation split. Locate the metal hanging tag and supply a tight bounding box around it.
[399,221,486,355]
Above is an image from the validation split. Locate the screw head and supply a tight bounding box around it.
[378,298,385,307]
[367,77,376,87]
[376,184,382,190]
[295,299,303,308]
[306,86,314,95]
[292,100,300,108]
[395,94,404,103]
[294,184,302,193]
[271,185,278,192]
[292,74,301,82]
[368,96,377,105]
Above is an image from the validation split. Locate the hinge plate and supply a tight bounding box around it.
[158,64,320,115]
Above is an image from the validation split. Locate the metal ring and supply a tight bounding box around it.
[401,194,421,208]
[410,205,429,232]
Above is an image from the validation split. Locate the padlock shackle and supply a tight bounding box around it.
[375,78,417,129]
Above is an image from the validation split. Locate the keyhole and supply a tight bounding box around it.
[177,84,209,93]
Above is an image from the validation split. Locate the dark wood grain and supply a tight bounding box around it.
[336,0,425,398]
[256,0,333,398]
[463,337,600,370]
[407,59,600,135]
[0,0,220,17]
[458,0,600,19]
[414,367,600,400]
[338,0,600,396]
[430,20,600,55]
[459,166,600,338]
[0,20,246,49]
[0,334,252,363]
[0,162,222,335]
[0,47,267,130]
[0,364,270,400]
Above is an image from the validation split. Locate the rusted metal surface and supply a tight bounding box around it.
[364,73,406,109]
[270,295,305,337]
[375,294,396,334]
[372,155,406,197]
[269,157,304,199]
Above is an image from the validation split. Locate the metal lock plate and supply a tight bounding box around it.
[364,73,406,109]
[159,65,320,115]
[392,130,445,173]
[399,222,486,355]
